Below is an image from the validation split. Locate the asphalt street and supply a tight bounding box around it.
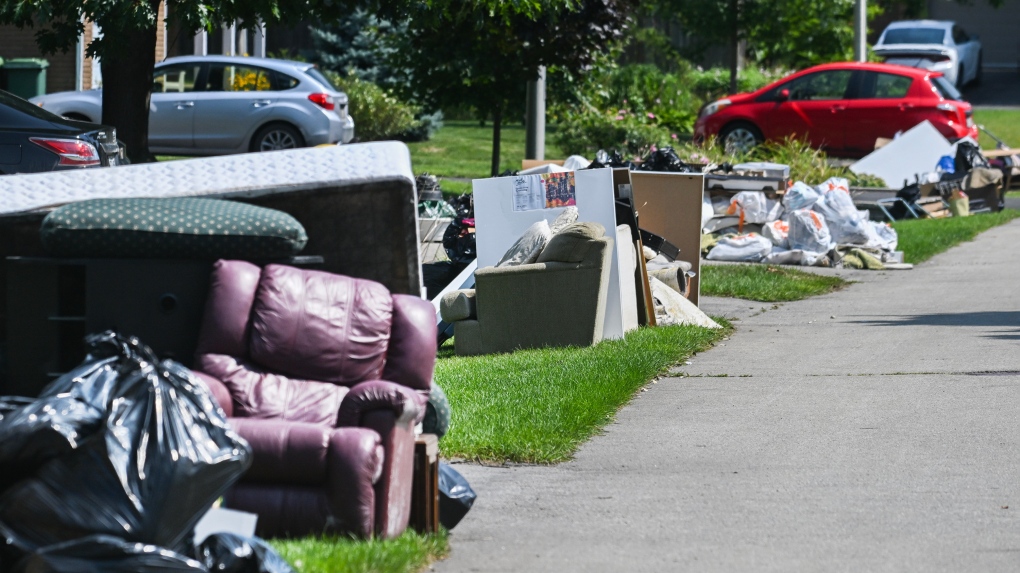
[434,219,1020,572]
[963,70,1020,109]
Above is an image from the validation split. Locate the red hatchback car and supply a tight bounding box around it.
[693,62,978,157]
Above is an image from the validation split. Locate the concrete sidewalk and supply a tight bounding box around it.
[434,219,1020,572]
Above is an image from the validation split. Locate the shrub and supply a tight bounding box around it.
[551,63,790,156]
[552,110,672,158]
[670,136,885,187]
[327,72,441,143]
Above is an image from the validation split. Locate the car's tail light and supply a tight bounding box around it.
[29,137,100,167]
[936,102,967,126]
[307,93,335,111]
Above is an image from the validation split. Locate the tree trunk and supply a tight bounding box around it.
[101,23,158,163]
[490,105,503,177]
[729,0,739,95]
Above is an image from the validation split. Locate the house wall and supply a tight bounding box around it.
[927,0,1020,70]
[0,26,77,93]
[0,1,169,95]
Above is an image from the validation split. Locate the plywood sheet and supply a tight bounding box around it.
[629,172,705,306]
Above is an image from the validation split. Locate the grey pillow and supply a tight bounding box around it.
[549,206,579,234]
[537,222,605,264]
[497,219,552,267]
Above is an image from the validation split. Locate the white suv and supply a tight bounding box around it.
[32,56,355,155]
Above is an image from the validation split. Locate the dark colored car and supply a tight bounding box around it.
[693,62,979,158]
[0,89,121,175]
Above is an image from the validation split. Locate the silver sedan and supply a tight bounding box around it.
[31,55,355,155]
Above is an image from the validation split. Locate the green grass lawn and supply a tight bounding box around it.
[973,109,1020,150]
[700,264,849,301]
[269,531,448,573]
[435,323,729,464]
[407,121,564,181]
[893,209,1020,264]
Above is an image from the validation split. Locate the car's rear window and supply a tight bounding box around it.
[303,67,341,92]
[883,28,946,45]
[930,75,962,101]
[0,89,65,123]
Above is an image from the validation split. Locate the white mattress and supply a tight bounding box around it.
[0,142,415,216]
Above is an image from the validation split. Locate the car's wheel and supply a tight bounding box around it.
[250,123,304,152]
[956,65,965,88]
[974,52,983,86]
[718,122,763,155]
[63,113,92,122]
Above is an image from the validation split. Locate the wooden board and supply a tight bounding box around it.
[629,172,705,306]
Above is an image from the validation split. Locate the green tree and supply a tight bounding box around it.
[390,0,635,176]
[0,0,581,163]
[310,9,409,92]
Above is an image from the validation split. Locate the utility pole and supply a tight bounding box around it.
[525,67,546,160]
[854,0,867,62]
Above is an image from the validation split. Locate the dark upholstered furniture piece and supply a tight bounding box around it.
[193,259,436,539]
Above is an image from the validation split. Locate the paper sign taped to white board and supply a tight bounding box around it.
[512,172,577,212]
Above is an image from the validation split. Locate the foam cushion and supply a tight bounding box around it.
[537,222,605,264]
[40,197,307,259]
[496,219,551,267]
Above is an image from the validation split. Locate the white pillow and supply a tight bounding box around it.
[549,206,579,234]
[496,220,552,267]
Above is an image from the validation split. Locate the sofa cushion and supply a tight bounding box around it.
[496,219,551,267]
[39,197,307,259]
[249,264,392,385]
[439,289,476,322]
[537,222,605,263]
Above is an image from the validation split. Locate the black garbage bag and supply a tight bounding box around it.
[889,182,922,220]
[11,535,207,573]
[438,462,476,530]
[197,533,295,573]
[954,140,990,173]
[585,149,634,170]
[0,331,252,561]
[443,216,476,264]
[635,147,700,173]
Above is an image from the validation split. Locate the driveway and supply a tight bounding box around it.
[962,70,1020,109]
[435,220,1020,572]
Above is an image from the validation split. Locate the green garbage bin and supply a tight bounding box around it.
[3,58,48,100]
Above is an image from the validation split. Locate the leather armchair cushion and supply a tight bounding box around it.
[197,353,348,425]
[229,418,383,487]
[337,380,422,427]
[537,222,605,263]
[440,289,476,322]
[249,264,393,384]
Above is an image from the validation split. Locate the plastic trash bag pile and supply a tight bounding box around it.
[0,331,294,573]
[705,177,900,269]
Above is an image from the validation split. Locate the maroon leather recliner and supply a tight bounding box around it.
[192,259,436,539]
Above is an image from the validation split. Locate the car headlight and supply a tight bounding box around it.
[699,99,731,119]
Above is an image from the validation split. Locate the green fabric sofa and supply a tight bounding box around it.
[440,222,614,356]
